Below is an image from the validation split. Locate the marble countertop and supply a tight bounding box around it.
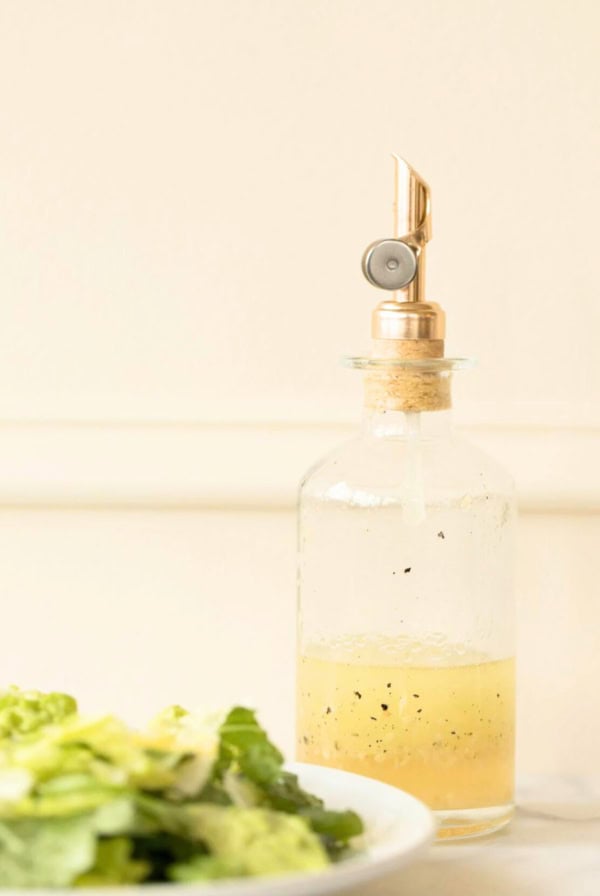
[351,776,600,896]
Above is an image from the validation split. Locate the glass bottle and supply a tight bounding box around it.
[296,159,516,840]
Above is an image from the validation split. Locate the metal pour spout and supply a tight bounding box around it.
[362,155,444,343]
[392,154,431,303]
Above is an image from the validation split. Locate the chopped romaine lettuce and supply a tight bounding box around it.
[0,688,363,887]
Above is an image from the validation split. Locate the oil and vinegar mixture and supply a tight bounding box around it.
[297,636,515,815]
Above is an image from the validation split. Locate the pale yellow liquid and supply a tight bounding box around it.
[297,637,515,814]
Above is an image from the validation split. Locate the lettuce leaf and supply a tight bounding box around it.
[214,708,363,848]
[181,804,329,876]
[0,815,95,887]
[0,790,163,888]
[216,707,284,785]
[1,708,189,798]
[129,832,200,882]
[0,688,76,741]
[168,854,245,881]
[75,838,149,885]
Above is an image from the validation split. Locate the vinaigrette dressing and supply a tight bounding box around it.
[297,637,515,811]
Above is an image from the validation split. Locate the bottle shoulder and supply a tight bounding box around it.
[300,431,515,503]
[299,435,364,492]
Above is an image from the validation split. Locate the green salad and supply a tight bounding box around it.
[0,688,363,887]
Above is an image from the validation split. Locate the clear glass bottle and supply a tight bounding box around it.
[296,159,516,840]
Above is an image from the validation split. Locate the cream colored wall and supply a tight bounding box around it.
[0,1,598,774]
[0,0,598,425]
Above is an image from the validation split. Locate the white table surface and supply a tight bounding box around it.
[348,776,600,896]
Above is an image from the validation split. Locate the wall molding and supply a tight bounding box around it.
[0,420,595,512]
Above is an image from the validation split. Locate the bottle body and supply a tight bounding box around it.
[296,409,516,839]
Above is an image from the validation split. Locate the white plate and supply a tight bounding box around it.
[50,762,434,896]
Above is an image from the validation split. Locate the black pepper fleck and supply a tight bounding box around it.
[386,682,392,688]
[437,530,445,539]
[326,706,332,715]
[413,694,420,698]
[354,691,362,699]
[417,708,422,713]
[370,716,377,721]
[381,703,389,711]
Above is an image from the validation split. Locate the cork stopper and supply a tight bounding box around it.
[361,156,451,413]
[365,338,451,412]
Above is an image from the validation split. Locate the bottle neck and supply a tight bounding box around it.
[362,407,454,439]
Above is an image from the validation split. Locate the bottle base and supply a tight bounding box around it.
[434,804,514,840]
